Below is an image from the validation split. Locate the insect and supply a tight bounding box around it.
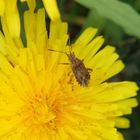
[48,46,92,87]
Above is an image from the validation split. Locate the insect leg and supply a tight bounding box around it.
[67,71,74,91]
[48,49,66,54]
[87,68,93,73]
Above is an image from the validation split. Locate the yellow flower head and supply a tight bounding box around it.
[0,0,138,140]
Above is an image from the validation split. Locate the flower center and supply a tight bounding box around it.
[20,89,70,132]
[35,102,56,123]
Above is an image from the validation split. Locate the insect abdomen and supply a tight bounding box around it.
[71,58,90,87]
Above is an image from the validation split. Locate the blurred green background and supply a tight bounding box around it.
[18,0,140,139]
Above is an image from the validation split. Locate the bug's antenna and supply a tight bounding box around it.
[67,34,72,53]
[68,34,71,46]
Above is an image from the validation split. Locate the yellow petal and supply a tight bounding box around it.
[0,0,5,15]
[81,36,104,61]
[42,0,60,21]
[24,9,36,45]
[114,117,130,128]
[36,9,48,52]
[74,27,97,48]
[117,98,138,114]
[94,81,138,103]
[73,27,98,57]
[0,31,7,55]
[103,60,125,81]
[4,0,20,37]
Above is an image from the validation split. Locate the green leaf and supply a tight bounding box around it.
[134,0,140,12]
[75,0,140,38]
[84,10,106,31]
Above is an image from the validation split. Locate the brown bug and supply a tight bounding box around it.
[48,46,92,87]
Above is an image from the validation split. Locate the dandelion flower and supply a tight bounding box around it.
[0,1,138,140]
